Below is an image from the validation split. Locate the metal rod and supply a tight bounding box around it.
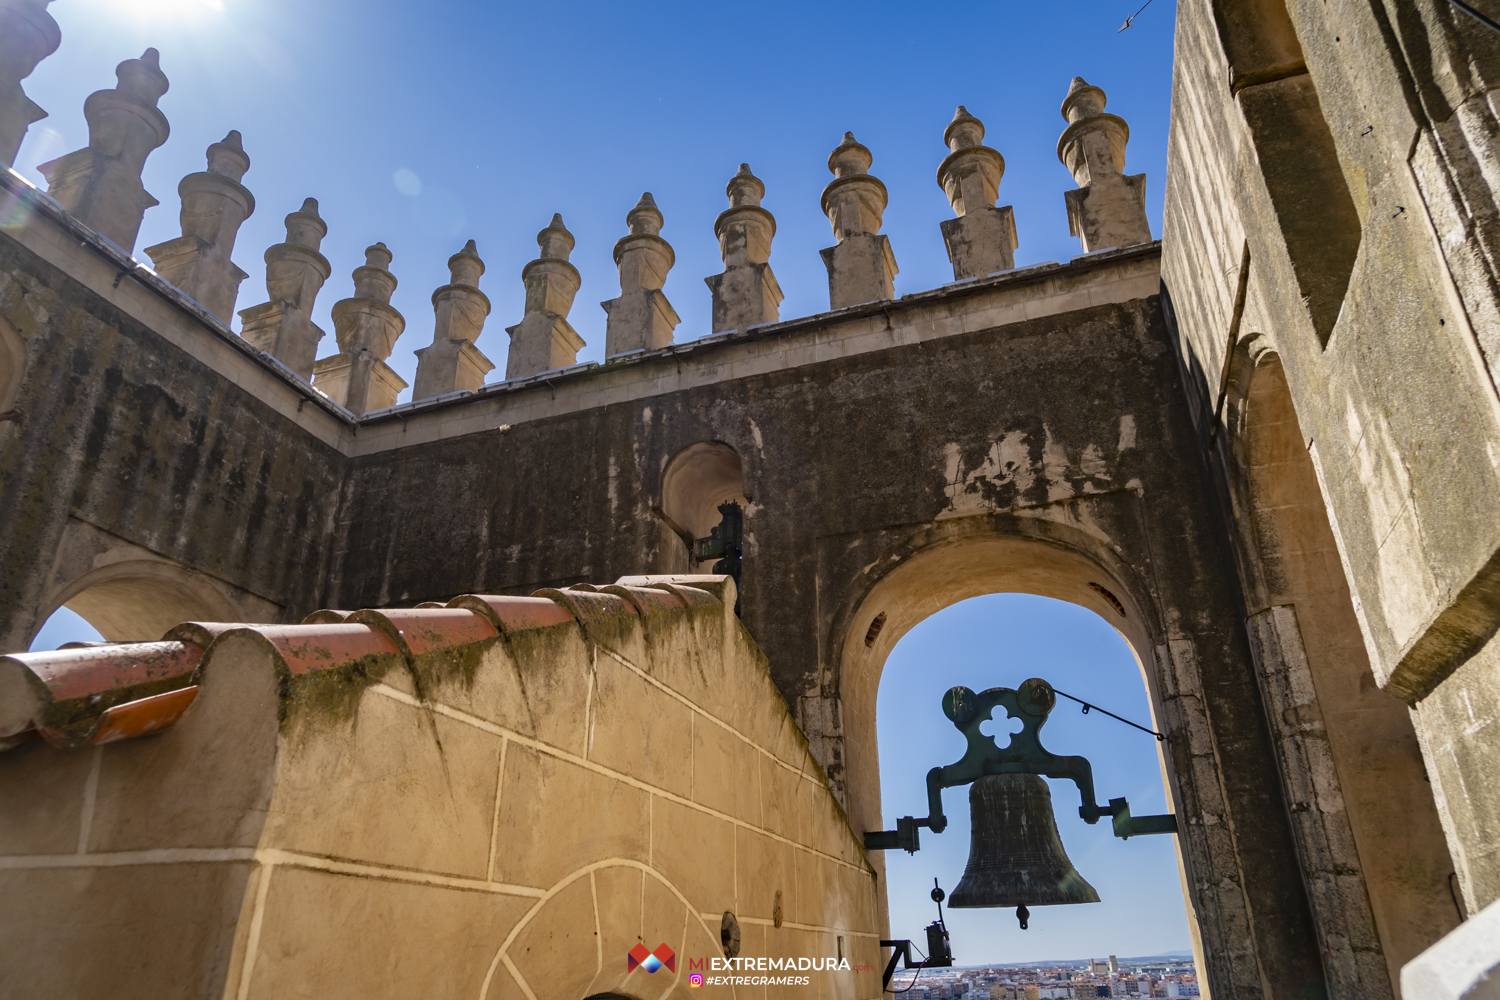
[1118,0,1155,32]
[1444,0,1500,35]
[1053,688,1166,741]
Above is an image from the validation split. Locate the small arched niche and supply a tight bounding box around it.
[658,441,749,571]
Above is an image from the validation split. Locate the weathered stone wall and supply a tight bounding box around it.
[0,208,349,650]
[1161,0,1500,992]
[0,579,881,1000]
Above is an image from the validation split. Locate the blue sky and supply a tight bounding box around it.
[19,0,1188,965]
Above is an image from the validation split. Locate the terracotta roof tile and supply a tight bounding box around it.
[534,588,639,623]
[347,608,498,656]
[0,575,726,753]
[88,686,200,745]
[0,641,202,748]
[600,584,687,615]
[645,582,721,609]
[614,574,734,604]
[243,623,403,675]
[447,594,577,632]
[301,610,352,624]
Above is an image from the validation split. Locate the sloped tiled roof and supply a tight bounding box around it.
[0,575,731,753]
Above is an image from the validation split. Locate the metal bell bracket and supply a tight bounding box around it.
[863,677,1178,852]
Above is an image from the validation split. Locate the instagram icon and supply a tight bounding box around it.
[689,974,704,988]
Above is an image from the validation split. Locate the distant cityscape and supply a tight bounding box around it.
[890,956,1200,998]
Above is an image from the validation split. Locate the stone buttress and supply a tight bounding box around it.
[820,131,898,309]
[705,163,782,333]
[937,106,1018,279]
[312,243,407,415]
[602,192,679,357]
[36,48,169,252]
[237,198,332,380]
[144,131,255,323]
[412,239,494,399]
[504,213,584,379]
[1058,76,1151,252]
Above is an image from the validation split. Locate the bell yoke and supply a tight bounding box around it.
[864,676,1178,885]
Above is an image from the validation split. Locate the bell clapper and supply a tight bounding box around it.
[1016,904,1030,930]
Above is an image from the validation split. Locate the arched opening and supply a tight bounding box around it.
[657,441,750,572]
[27,605,103,651]
[833,526,1210,976]
[877,594,1190,967]
[1233,351,1459,981]
[28,559,244,646]
[0,312,24,418]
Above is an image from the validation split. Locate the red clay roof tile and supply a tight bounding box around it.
[88,685,199,745]
[301,610,352,625]
[600,584,687,615]
[1,574,729,753]
[244,624,402,675]
[6,641,201,703]
[348,608,498,656]
[447,595,577,632]
[535,588,640,623]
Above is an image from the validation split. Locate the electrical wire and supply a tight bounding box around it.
[888,943,928,994]
[1053,688,1167,741]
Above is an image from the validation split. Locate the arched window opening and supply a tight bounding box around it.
[27,605,103,651]
[876,594,1189,969]
[658,441,749,573]
[1238,353,1459,979]
[29,561,244,647]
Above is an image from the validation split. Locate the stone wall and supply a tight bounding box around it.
[0,577,881,1000]
[1161,0,1500,993]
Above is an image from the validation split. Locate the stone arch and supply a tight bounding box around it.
[0,311,24,417]
[823,515,1221,976]
[829,516,1166,846]
[33,559,244,644]
[1223,347,1459,989]
[479,860,723,1000]
[658,441,750,572]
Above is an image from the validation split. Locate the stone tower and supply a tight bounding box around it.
[238,198,332,380]
[602,192,679,357]
[312,243,408,416]
[37,48,170,252]
[144,131,255,323]
[819,132,897,309]
[937,106,1017,279]
[705,163,782,333]
[505,214,584,379]
[412,239,494,399]
[1058,77,1150,252]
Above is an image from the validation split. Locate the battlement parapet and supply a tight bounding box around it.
[0,32,1157,429]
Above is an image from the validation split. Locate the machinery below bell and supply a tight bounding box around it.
[865,677,1177,927]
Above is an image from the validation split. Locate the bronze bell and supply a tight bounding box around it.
[948,772,1100,910]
